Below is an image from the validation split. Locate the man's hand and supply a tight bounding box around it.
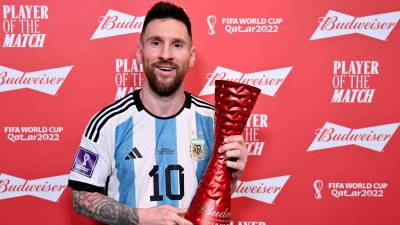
[218,135,248,183]
[137,205,193,225]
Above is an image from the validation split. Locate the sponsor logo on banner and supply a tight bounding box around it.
[207,15,283,35]
[308,122,400,152]
[244,114,268,156]
[230,221,267,225]
[0,65,73,95]
[91,9,144,40]
[310,10,400,41]
[2,5,49,47]
[313,179,323,199]
[313,179,389,199]
[331,60,379,103]
[207,15,217,35]
[231,175,290,204]
[3,126,63,142]
[114,58,143,100]
[0,173,68,202]
[200,66,292,96]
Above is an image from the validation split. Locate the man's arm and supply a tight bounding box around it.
[72,190,139,225]
[72,190,193,225]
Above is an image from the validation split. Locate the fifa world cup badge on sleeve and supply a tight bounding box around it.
[71,147,99,178]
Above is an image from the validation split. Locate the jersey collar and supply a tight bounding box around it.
[133,89,192,119]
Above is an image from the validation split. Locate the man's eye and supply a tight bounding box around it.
[151,41,161,47]
[172,43,183,48]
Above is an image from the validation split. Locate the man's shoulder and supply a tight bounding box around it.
[185,92,215,115]
[84,92,137,142]
[93,91,136,121]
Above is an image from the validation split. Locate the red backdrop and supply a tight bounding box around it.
[1,0,399,224]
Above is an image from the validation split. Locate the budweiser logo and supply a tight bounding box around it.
[308,122,400,151]
[0,65,72,95]
[231,175,290,204]
[199,66,292,96]
[0,173,68,202]
[310,10,400,41]
[199,205,230,218]
[91,9,144,40]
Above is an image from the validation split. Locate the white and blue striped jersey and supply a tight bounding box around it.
[68,89,215,208]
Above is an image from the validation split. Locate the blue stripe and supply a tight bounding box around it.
[195,112,214,183]
[115,117,136,207]
[155,118,178,207]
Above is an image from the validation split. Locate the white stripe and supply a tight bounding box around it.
[134,113,157,208]
[177,110,199,208]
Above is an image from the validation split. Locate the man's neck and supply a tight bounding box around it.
[140,85,186,118]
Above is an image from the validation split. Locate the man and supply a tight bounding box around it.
[68,2,248,225]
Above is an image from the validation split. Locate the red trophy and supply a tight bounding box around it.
[185,80,261,225]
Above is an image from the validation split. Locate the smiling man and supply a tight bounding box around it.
[68,2,248,225]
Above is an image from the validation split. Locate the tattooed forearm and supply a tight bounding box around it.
[72,190,140,225]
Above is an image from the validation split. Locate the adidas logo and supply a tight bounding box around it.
[125,147,143,160]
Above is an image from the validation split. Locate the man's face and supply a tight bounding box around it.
[137,18,195,96]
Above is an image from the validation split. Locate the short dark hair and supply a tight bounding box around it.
[141,1,192,39]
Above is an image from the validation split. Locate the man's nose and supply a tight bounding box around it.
[159,44,173,61]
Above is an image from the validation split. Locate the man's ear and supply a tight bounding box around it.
[189,46,196,67]
[136,43,143,64]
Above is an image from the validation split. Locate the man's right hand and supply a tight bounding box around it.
[137,205,193,225]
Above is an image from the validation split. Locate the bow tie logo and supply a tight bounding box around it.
[232,175,290,204]
[91,9,145,40]
[0,174,68,202]
[200,66,292,96]
[310,10,400,41]
[308,122,399,152]
[0,65,72,95]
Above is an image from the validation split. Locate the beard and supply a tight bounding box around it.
[143,59,188,97]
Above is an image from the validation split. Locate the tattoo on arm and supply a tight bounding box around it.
[72,190,139,225]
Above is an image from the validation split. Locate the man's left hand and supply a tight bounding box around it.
[218,135,247,182]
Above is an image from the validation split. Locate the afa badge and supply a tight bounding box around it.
[190,138,205,160]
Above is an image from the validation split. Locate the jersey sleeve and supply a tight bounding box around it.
[68,120,113,193]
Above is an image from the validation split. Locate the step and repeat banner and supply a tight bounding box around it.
[1,0,399,224]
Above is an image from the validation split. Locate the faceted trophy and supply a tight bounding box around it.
[185,80,261,225]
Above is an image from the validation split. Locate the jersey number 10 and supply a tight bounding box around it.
[149,165,184,201]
